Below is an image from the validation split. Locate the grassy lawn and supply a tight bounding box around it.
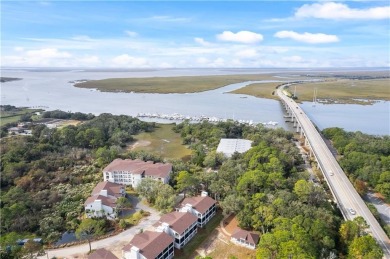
[208,241,257,259]
[75,74,277,94]
[0,108,43,126]
[290,79,390,104]
[130,124,192,160]
[175,212,223,259]
[0,115,22,126]
[229,82,282,100]
[121,210,149,226]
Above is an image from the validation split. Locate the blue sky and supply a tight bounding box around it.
[1,1,389,68]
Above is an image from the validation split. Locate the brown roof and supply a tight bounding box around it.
[92,181,124,198]
[158,212,198,235]
[181,196,216,214]
[123,231,174,259]
[103,159,172,178]
[84,195,116,208]
[231,228,259,246]
[88,248,118,259]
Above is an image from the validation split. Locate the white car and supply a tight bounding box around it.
[349,208,356,215]
[329,170,334,176]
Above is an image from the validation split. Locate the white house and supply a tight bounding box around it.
[178,192,217,227]
[230,228,259,250]
[123,231,174,259]
[84,181,125,219]
[155,211,198,249]
[103,159,172,188]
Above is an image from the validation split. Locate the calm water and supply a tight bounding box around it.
[1,68,389,135]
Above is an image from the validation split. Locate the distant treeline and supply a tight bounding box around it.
[42,110,95,121]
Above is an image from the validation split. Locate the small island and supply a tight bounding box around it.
[74,71,389,105]
[0,77,22,83]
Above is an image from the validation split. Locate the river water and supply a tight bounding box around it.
[1,68,389,135]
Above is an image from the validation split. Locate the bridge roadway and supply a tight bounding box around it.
[276,87,390,256]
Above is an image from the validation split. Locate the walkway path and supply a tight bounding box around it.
[40,196,160,259]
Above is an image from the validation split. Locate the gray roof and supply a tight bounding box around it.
[216,139,253,157]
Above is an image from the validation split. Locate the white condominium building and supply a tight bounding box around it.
[103,159,172,187]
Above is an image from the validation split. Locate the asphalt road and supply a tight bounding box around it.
[277,87,390,256]
[366,192,390,225]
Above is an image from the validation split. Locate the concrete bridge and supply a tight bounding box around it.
[276,86,390,256]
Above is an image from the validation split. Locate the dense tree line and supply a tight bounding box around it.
[42,110,95,120]
[0,113,156,257]
[322,127,390,200]
[173,121,382,258]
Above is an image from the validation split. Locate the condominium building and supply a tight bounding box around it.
[103,159,172,187]
[178,192,217,227]
[155,211,198,249]
[123,231,174,259]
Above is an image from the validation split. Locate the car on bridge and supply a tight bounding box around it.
[329,170,334,176]
[349,208,356,215]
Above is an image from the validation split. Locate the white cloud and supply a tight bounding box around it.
[26,48,72,58]
[111,54,148,67]
[282,55,304,63]
[212,58,225,67]
[216,31,263,44]
[14,47,24,52]
[125,31,138,37]
[295,2,390,20]
[77,55,100,66]
[194,37,212,46]
[2,48,72,67]
[196,57,209,64]
[274,31,339,44]
[235,49,258,58]
[158,62,173,68]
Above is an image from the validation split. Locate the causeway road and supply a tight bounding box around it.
[277,87,390,256]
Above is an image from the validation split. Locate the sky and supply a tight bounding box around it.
[1,1,389,68]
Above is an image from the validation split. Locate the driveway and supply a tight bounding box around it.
[40,197,160,259]
[365,192,390,225]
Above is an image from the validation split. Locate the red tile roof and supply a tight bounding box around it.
[158,212,198,235]
[92,181,124,198]
[84,195,116,208]
[231,228,259,246]
[123,231,174,259]
[181,196,216,214]
[87,248,118,259]
[103,159,172,178]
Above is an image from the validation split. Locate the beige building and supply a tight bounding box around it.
[103,159,172,187]
[230,228,259,249]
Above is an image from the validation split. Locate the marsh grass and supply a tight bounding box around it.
[291,79,390,104]
[75,74,277,93]
[131,124,192,160]
[229,82,282,100]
